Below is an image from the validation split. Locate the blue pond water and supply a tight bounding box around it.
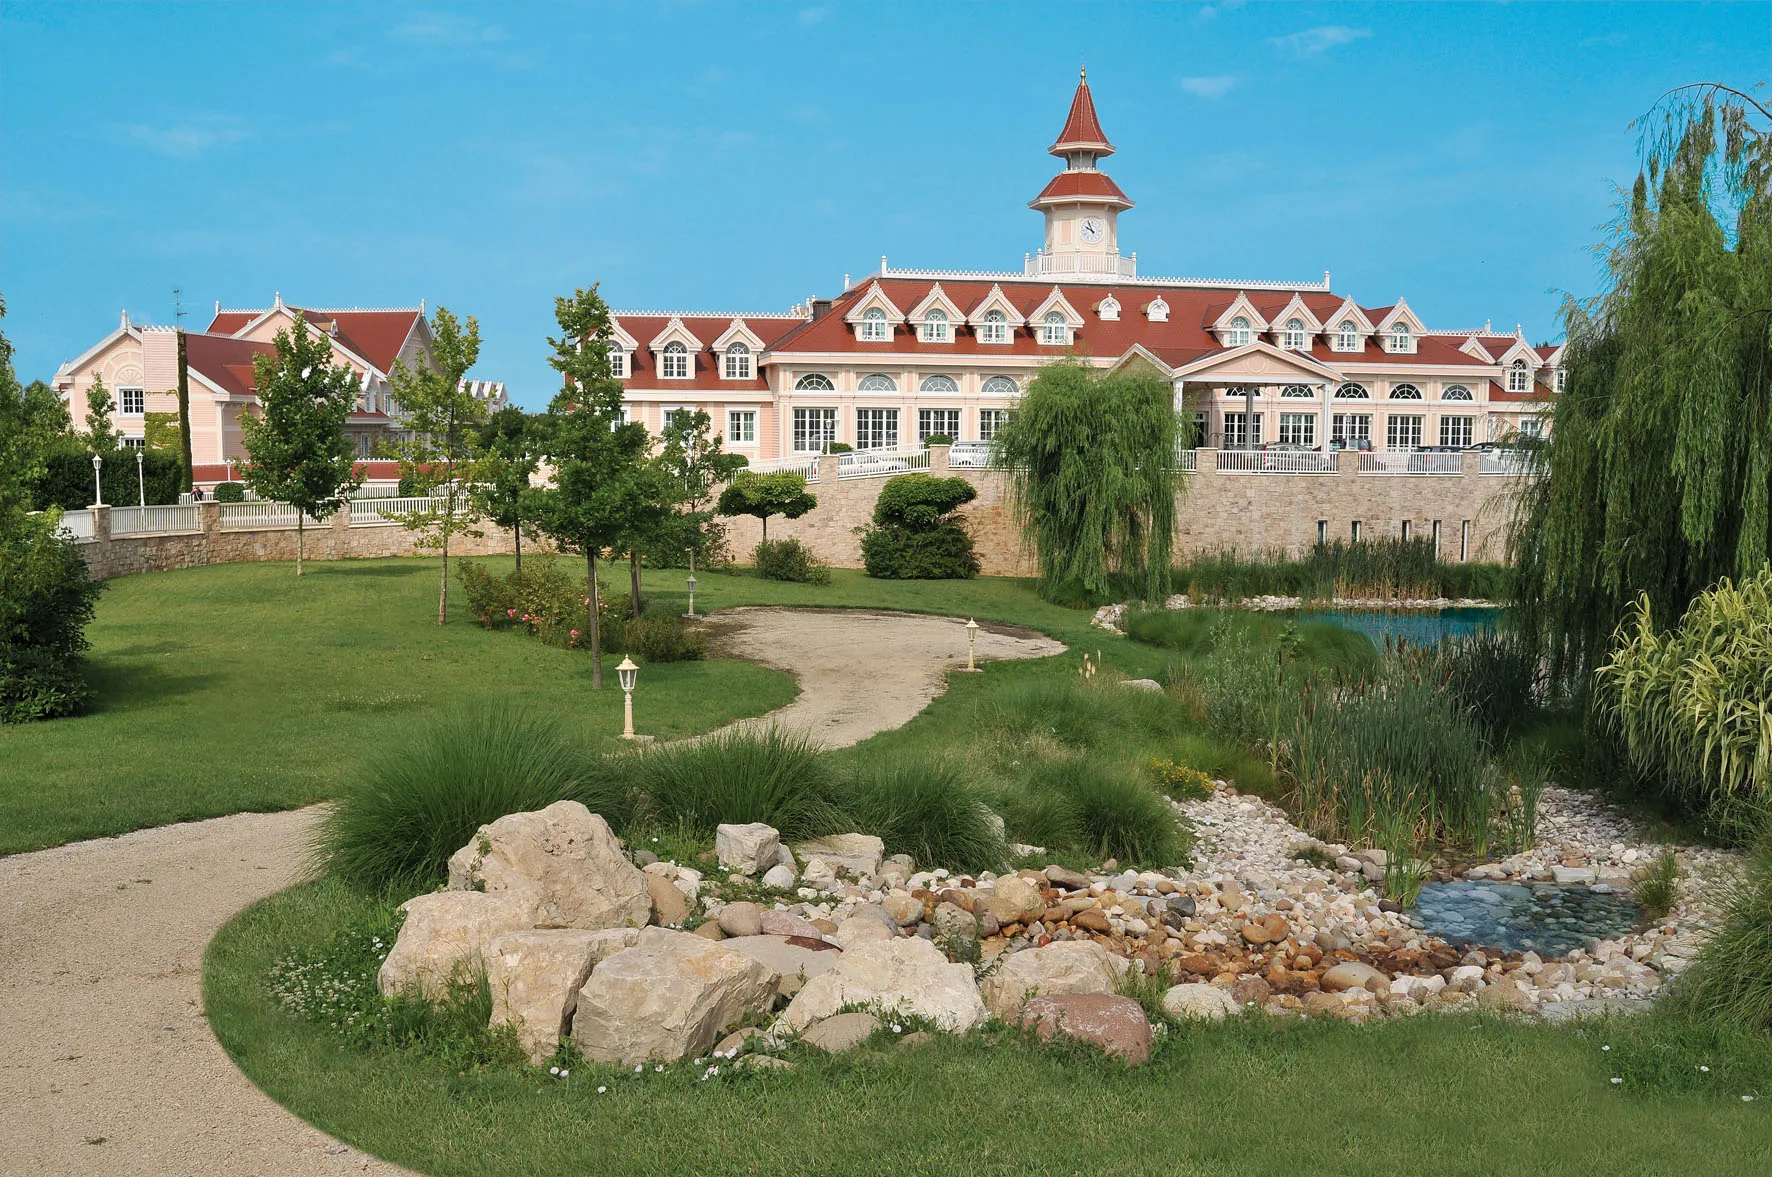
[1411,880,1641,957]
[1296,607,1503,647]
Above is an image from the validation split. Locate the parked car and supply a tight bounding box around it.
[1328,438,1374,452]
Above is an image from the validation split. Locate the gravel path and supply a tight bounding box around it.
[0,607,1065,1175]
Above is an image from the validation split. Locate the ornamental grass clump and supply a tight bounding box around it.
[994,756,1191,869]
[976,674,1189,753]
[1673,833,1772,1033]
[618,727,845,841]
[315,703,606,890]
[844,756,1007,873]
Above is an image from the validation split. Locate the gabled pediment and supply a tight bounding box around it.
[1323,298,1375,334]
[1458,336,1495,363]
[843,282,907,325]
[1372,298,1426,336]
[1271,294,1323,333]
[1107,343,1171,378]
[1494,334,1540,367]
[906,283,966,325]
[712,318,766,351]
[648,317,705,352]
[1169,340,1344,385]
[604,318,641,351]
[964,284,1027,327]
[1027,287,1085,328]
[1210,292,1271,334]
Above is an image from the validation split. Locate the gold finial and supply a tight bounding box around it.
[1080,64,1087,81]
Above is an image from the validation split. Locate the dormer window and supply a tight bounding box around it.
[1145,298,1169,323]
[1508,359,1530,392]
[859,307,890,342]
[1555,367,1566,393]
[660,341,690,379]
[919,309,951,344]
[979,309,1009,344]
[1335,321,1359,352]
[722,342,752,380]
[1387,323,1413,354]
[609,347,628,378]
[1226,316,1252,347]
[1281,318,1307,351]
[1098,295,1121,322]
[1040,311,1069,346]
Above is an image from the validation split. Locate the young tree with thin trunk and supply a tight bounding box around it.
[476,405,540,570]
[83,374,118,453]
[388,308,485,624]
[531,285,650,689]
[238,314,363,575]
[715,470,815,543]
[656,409,747,576]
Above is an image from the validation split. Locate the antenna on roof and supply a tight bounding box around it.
[173,287,185,327]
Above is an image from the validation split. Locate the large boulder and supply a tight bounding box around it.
[716,823,782,875]
[645,873,690,926]
[790,834,884,878]
[1017,994,1152,1066]
[979,941,1130,1018]
[985,876,1046,926]
[782,937,987,1033]
[571,928,775,1065]
[377,891,535,1001]
[485,928,639,1065]
[1162,983,1238,1021]
[1320,961,1386,994]
[718,934,843,998]
[446,801,651,931]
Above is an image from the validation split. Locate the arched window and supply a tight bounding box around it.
[1146,297,1169,322]
[858,373,897,393]
[1227,316,1252,347]
[981,375,1019,397]
[1281,384,1315,398]
[1555,367,1566,393]
[722,342,751,380]
[859,307,889,342]
[1508,359,1530,392]
[660,341,689,379]
[1336,321,1359,352]
[1388,322,1412,353]
[919,374,959,394]
[1336,382,1369,399]
[608,346,628,378]
[979,309,1009,344]
[1389,383,1422,400]
[1442,384,1473,401]
[1040,311,1069,345]
[1098,295,1121,322]
[795,372,835,392]
[1281,318,1307,350]
[920,309,951,344]
[1227,384,1260,399]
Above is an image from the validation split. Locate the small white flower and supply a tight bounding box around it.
[635,1064,643,1073]
[693,1058,703,1066]
[1610,1077,1623,1085]
[1743,1094,1756,1102]
[559,1070,569,1078]
[1701,1065,1711,1073]
[1601,1045,1611,1052]
[652,837,659,843]
[891,1024,902,1034]
[597,1085,608,1094]
[655,1065,664,1072]
[549,1066,560,1075]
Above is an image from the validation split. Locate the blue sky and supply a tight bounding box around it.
[3,1,1764,408]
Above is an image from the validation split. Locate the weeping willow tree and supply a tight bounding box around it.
[991,359,1188,603]
[1512,86,1772,681]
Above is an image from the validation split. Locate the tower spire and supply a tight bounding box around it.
[1049,67,1113,158]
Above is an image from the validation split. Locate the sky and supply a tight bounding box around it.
[3,1,1766,409]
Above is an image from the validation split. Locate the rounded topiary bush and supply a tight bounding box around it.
[861,473,979,580]
[212,481,247,503]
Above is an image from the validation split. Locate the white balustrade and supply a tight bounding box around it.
[837,448,929,480]
[1479,450,1533,476]
[217,500,319,530]
[109,504,200,535]
[949,442,1003,470]
[1358,450,1465,475]
[745,455,821,482]
[349,496,447,526]
[53,509,96,541]
[1215,449,1338,474]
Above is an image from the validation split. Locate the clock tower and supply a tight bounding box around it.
[1028,68,1136,279]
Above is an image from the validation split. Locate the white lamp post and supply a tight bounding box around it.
[685,573,698,619]
[960,617,982,673]
[135,449,146,507]
[616,657,639,740]
[91,453,104,507]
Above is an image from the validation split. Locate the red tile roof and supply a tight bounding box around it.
[203,306,422,373]
[1031,170,1132,207]
[611,314,804,391]
[184,334,274,397]
[1050,70,1113,157]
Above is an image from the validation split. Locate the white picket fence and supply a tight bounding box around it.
[1358,450,1465,475]
[53,509,96,541]
[217,501,324,530]
[108,504,200,536]
[837,448,932,480]
[1215,450,1338,474]
[349,496,444,526]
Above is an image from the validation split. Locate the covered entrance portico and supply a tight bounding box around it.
[1168,343,1345,452]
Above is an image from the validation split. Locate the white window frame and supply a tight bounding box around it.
[1098,295,1121,321]
[980,375,1018,398]
[1508,359,1530,393]
[1439,415,1474,448]
[660,342,690,380]
[857,373,897,394]
[608,347,628,378]
[978,408,1010,441]
[1389,383,1423,400]
[1278,413,1317,447]
[855,407,900,450]
[1280,384,1315,399]
[1518,416,1545,439]
[1442,384,1473,401]
[123,435,147,450]
[1335,322,1359,353]
[919,310,951,344]
[1281,319,1307,351]
[722,342,752,380]
[917,407,961,442]
[919,374,959,395]
[859,307,890,342]
[1223,412,1262,447]
[1336,382,1369,400]
[726,409,757,443]
[979,310,1009,344]
[1555,367,1566,393]
[794,372,835,392]
[1387,324,1413,354]
[662,405,696,433]
[792,407,838,453]
[119,386,146,415]
[1226,316,1252,347]
[1331,413,1371,445]
[1386,414,1424,449]
[1039,311,1070,346]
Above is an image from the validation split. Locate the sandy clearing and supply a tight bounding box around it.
[0,607,1064,1175]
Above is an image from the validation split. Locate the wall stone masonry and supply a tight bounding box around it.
[75,446,1521,580]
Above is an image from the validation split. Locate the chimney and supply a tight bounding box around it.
[810,299,833,321]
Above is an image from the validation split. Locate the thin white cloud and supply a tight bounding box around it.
[1198,0,1245,19]
[125,118,249,159]
[1268,25,1372,58]
[1179,75,1237,99]
[389,13,509,46]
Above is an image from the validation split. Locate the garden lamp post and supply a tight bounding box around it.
[91,453,104,507]
[617,657,639,740]
[960,617,982,673]
[685,573,698,618]
[135,449,146,507]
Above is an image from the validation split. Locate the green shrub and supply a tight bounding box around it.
[921,433,954,447]
[618,728,844,840]
[1149,758,1214,801]
[613,613,706,663]
[861,474,980,580]
[1418,629,1541,746]
[825,442,853,453]
[1172,542,1512,603]
[212,481,246,503]
[458,557,612,650]
[31,446,184,510]
[0,511,104,723]
[1631,848,1682,922]
[977,675,1189,753]
[315,703,607,889]
[1673,834,1772,1032]
[845,757,1007,873]
[996,757,1190,869]
[753,538,830,584]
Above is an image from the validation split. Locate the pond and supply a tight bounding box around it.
[1295,606,1503,647]
[1410,880,1641,957]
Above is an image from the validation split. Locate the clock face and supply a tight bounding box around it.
[1079,217,1106,244]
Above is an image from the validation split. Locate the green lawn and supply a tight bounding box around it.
[3,557,1165,856]
[208,879,1772,1177]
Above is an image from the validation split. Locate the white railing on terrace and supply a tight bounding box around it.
[1025,249,1138,279]
[217,500,324,530]
[948,441,1003,470]
[53,509,96,541]
[746,455,821,482]
[1357,450,1466,475]
[109,504,200,535]
[837,448,931,479]
[1176,449,1197,473]
[1215,449,1338,474]
[349,496,445,526]
[1479,450,1534,476]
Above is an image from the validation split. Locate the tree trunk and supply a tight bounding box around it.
[513,525,522,571]
[296,514,304,576]
[630,550,642,619]
[761,514,768,543]
[588,549,602,690]
[439,528,449,626]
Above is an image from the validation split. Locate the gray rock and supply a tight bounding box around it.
[759,909,822,939]
[718,934,843,995]
[800,1011,881,1053]
[1551,866,1598,885]
[782,937,988,1033]
[834,914,896,949]
[1121,678,1164,693]
[1162,983,1237,1021]
[446,801,651,932]
[715,823,782,875]
[1320,961,1386,994]
[790,834,885,877]
[1044,866,1091,891]
[1166,894,1197,918]
[761,863,798,890]
[716,901,765,938]
[571,928,775,1065]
